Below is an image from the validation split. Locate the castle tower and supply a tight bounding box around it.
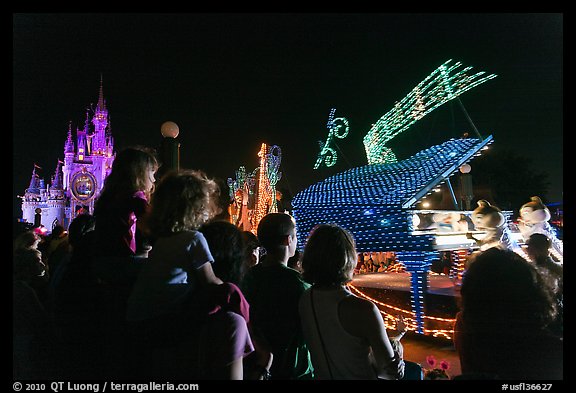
[21,165,42,226]
[45,159,66,228]
[62,121,75,191]
[21,76,116,230]
[91,75,108,155]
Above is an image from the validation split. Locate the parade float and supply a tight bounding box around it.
[292,59,539,338]
[226,60,562,339]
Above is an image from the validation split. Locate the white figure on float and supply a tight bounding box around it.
[518,196,563,259]
[467,200,521,253]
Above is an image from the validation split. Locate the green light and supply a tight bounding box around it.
[314,108,350,169]
[363,59,497,165]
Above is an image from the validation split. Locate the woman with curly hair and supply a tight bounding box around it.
[453,248,562,379]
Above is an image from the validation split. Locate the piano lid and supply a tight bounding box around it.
[292,135,493,210]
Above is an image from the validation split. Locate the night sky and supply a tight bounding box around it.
[13,13,563,219]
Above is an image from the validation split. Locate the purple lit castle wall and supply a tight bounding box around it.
[21,78,115,230]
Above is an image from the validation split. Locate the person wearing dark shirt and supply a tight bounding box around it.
[240,213,314,380]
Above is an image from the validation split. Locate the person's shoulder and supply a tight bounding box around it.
[338,292,382,332]
[281,265,309,285]
[173,229,205,243]
[340,292,375,311]
[220,281,244,296]
[245,262,265,276]
[239,264,260,289]
[341,292,384,325]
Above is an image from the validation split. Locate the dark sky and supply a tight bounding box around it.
[13,13,563,219]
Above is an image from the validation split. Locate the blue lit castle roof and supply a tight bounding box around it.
[292,135,493,252]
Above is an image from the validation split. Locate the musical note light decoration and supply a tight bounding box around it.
[363,59,497,165]
[314,108,350,169]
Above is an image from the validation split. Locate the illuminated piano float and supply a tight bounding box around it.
[292,135,504,339]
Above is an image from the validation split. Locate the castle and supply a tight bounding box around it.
[20,78,115,231]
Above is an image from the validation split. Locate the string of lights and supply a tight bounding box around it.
[363,59,497,165]
[348,284,455,339]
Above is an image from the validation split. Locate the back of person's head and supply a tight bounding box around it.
[525,233,552,259]
[241,230,261,266]
[67,214,96,248]
[13,231,40,252]
[200,220,244,283]
[96,146,159,211]
[461,248,557,331]
[13,248,45,281]
[301,224,357,286]
[148,169,221,237]
[257,212,296,252]
[51,225,66,239]
[241,230,260,252]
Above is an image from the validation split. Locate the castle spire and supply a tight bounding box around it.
[51,159,63,189]
[97,73,106,111]
[92,74,109,154]
[84,108,91,131]
[64,121,75,154]
[28,164,40,190]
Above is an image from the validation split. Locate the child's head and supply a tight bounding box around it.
[301,224,357,286]
[200,220,244,283]
[257,213,296,255]
[149,169,221,236]
[13,247,45,281]
[105,146,159,196]
[13,230,41,252]
[525,233,552,261]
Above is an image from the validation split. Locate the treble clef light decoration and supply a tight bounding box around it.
[266,145,282,213]
[314,108,350,169]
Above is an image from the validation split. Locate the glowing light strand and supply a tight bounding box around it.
[252,143,282,233]
[363,59,497,165]
[348,284,455,339]
[314,108,350,169]
[253,144,271,234]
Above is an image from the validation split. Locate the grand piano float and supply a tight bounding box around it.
[292,60,563,339]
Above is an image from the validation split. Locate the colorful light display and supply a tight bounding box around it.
[314,108,350,169]
[293,136,494,250]
[363,59,497,165]
[293,136,493,333]
[227,143,282,234]
[253,143,283,232]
